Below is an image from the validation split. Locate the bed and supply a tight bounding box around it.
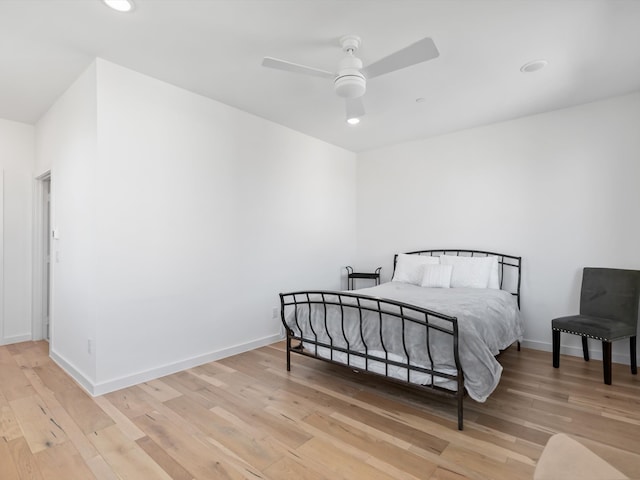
[279,249,523,430]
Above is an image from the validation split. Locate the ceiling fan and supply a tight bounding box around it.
[262,34,439,124]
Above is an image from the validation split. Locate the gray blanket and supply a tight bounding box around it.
[284,282,523,402]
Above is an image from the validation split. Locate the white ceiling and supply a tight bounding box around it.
[2,0,640,152]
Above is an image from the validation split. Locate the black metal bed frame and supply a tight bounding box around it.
[279,249,522,431]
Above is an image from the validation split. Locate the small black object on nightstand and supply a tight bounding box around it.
[345,266,382,290]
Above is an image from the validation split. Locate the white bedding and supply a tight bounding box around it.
[285,282,523,402]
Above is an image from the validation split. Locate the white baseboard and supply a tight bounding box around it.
[49,334,634,397]
[52,333,283,397]
[521,339,633,365]
[49,349,96,394]
[0,333,33,346]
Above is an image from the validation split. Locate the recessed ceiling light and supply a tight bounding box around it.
[415,97,426,103]
[346,117,360,125]
[102,0,135,12]
[520,59,548,73]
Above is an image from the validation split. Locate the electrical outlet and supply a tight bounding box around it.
[87,338,93,354]
[272,307,279,319]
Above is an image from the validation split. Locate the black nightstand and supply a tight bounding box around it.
[345,266,382,290]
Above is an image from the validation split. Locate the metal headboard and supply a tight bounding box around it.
[393,249,522,308]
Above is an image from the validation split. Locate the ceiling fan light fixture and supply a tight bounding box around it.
[102,0,135,12]
[346,117,360,125]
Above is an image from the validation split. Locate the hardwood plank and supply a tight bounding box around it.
[164,395,286,471]
[19,367,57,406]
[0,438,21,480]
[11,343,49,369]
[429,466,473,480]
[303,410,438,479]
[32,363,77,395]
[136,392,205,437]
[20,367,101,461]
[7,437,45,480]
[189,377,312,449]
[34,441,97,479]
[93,395,146,441]
[84,455,121,480]
[263,456,330,480]
[19,342,50,367]
[0,358,36,401]
[133,409,252,480]
[0,390,23,442]
[472,409,552,446]
[137,379,183,403]
[266,385,338,422]
[53,387,114,434]
[214,394,311,448]
[103,386,158,420]
[9,394,67,453]
[194,368,275,406]
[0,344,17,364]
[136,435,195,480]
[329,411,484,480]
[461,426,542,464]
[188,369,227,388]
[296,437,398,480]
[439,444,534,480]
[160,372,219,409]
[192,359,236,375]
[295,382,450,455]
[88,424,173,480]
[51,402,105,460]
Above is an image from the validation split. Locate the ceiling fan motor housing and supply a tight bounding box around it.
[334,55,366,98]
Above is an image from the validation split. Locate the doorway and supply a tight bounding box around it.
[33,172,51,342]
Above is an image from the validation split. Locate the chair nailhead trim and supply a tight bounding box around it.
[552,327,608,341]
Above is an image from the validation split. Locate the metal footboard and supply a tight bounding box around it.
[279,291,465,430]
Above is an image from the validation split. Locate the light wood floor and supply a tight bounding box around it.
[1,340,640,480]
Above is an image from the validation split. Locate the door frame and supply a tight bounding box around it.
[0,169,4,344]
[32,171,52,341]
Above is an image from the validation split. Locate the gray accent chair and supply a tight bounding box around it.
[552,267,640,385]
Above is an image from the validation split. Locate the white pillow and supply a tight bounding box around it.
[392,254,440,285]
[487,257,500,289]
[440,255,498,289]
[420,264,453,288]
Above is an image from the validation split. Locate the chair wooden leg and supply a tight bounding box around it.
[602,341,612,385]
[552,330,560,368]
[631,336,637,375]
[581,336,589,361]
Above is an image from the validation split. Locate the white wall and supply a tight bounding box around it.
[37,59,357,393]
[35,62,98,384]
[39,57,638,391]
[356,92,640,363]
[0,118,34,345]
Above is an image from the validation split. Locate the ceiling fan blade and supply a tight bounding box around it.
[362,37,439,79]
[262,57,334,79]
[346,97,366,120]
